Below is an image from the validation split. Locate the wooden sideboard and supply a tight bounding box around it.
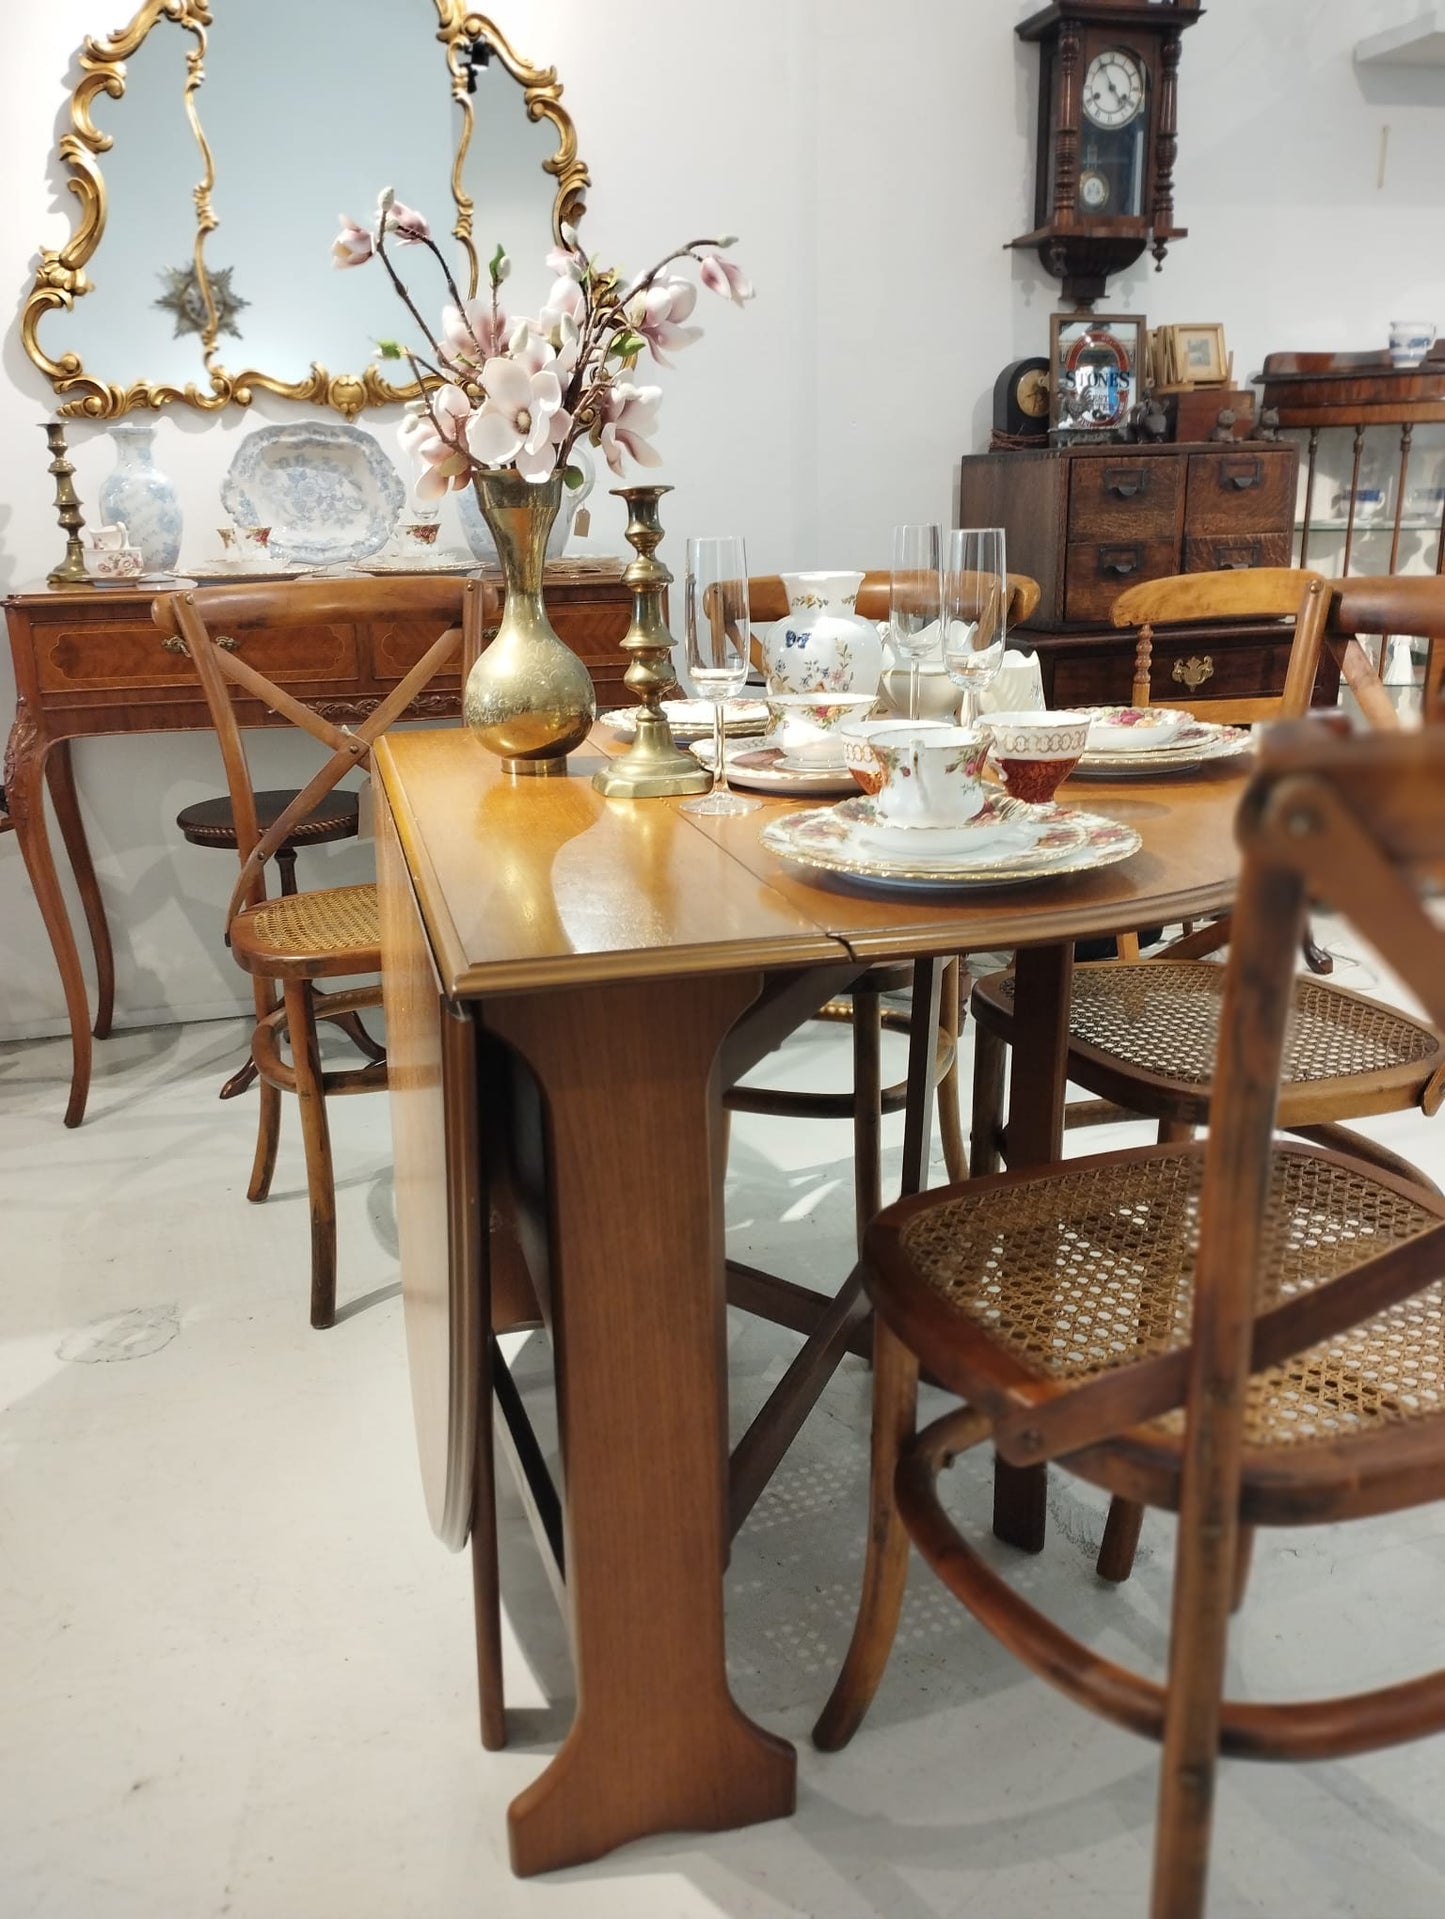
[3,563,634,1126]
[957,440,1336,710]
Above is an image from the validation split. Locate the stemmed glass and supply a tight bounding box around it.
[681,535,761,817]
[890,524,943,722]
[942,527,1008,726]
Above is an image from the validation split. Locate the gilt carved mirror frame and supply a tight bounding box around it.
[21,0,589,420]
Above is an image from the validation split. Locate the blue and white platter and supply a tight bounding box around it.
[220,422,406,566]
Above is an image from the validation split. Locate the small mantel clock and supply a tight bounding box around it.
[1011,0,1202,305]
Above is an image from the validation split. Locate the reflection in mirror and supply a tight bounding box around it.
[59,17,212,389]
[203,0,559,389]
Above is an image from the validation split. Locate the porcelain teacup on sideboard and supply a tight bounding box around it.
[870,724,989,831]
[89,522,144,579]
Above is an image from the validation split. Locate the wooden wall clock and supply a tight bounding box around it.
[1011,1,1203,305]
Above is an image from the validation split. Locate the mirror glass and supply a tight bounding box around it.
[36,0,577,412]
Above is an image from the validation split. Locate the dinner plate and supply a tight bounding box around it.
[356,549,476,575]
[1070,717,1253,776]
[601,698,770,742]
[690,739,856,796]
[761,795,1142,890]
[220,422,407,566]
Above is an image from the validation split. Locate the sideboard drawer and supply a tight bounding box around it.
[1184,452,1293,534]
[37,620,357,696]
[371,617,465,688]
[1068,456,1183,540]
[1063,539,1178,624]
[1184,532,1293,574]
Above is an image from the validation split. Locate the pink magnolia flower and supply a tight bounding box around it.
[397,385,474,500]
[383,198,431,245]
[546,245,584,280]
[468,355,569,482]
[599,383,664,475]
[441,299,510,371]
[624,276,702,367]
[332,216,373,268]
[697,249,753,306]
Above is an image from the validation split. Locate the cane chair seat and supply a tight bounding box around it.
[973,961,1445,1115]
[229,882,381,978]
[876,1141,1445,1521]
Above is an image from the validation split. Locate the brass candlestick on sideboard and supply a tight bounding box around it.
[43,421,91,587]
[592,485,709,799]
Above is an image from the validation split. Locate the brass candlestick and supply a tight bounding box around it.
[43,421,91,587]
[592,484,710,799]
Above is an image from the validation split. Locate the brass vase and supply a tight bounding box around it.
[462,467,597,775]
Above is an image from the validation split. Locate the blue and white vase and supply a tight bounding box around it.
[99,422,182,572]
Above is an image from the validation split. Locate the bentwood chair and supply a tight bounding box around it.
[152,576,491,1328]
[821,719,1445,1919]
[1328,572,1445,728]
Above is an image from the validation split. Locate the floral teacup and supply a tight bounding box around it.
[765,693,879,769]
[218,525,272,563]
[840,717,952,795]
[870,724,989,830]
[981,709,1091,805]
[396,519,442,552]
[89,524,144,578]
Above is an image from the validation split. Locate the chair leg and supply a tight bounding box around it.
[1157,1117,1195,1146]
[326,1008,387,1063]
[283,977,338,1330]
[1097,1496,1146,1583]
[813,1319,919,1751]
[936,958,970,1185]
[1230,1525,1255,1615]
[247,1077,283,1204]
[969,1017,1007,1178]
[852,982,884,1250]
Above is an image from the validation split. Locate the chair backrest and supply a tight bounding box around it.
[1329,575,1445,729]
[152,575,494,934]
[1111,567,1329,723]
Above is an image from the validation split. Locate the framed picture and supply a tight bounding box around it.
[1048,312,1147,441]
[1169,322,1229,386]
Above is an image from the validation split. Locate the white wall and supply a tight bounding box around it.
[2,0,1444,1041]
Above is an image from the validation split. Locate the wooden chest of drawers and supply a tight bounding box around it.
[958,441,1326,708]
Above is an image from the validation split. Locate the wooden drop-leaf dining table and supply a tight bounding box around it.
[373,721,1246,1878]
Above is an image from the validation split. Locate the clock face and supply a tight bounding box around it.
[1017,368,1050,419]
[1082,49,1145,130]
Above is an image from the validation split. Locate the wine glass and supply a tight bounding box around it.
[943,527,1008,726]
[890,524,943,721]
[681,535,761,817]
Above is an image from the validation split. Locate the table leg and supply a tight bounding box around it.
[483,971,796,1877]
[45,740,115,1040]
[4,703,94,1127]
[992,942,1074,1554]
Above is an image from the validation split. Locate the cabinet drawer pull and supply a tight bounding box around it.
[160,632,242,655]
[1220,459,1264,491]
[1172,654,1215,692]
[1102,465,1147,500]
[1098,545,1143,578]
[1214,543,1261,570]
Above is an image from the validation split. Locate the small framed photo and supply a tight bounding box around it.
[1049,312,1147,441]
[1170,322,1229,386]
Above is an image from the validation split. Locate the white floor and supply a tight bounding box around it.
[3,921,1445,1919]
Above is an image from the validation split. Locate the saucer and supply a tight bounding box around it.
[850,798,1034,857]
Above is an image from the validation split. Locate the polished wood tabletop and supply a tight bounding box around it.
[374,720,1248,1879]
[376,725,1246,992]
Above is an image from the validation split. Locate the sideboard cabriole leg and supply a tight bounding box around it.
[485,971,796,1877]
[44,739,115,1040]
[4,703,94,1126]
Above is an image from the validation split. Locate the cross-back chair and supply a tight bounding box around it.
[152,576,493,1328]
[969,568,1445,1577]
[819,718,1445,1919]
[1329,573,1445,728]
[1122,565,1331,722]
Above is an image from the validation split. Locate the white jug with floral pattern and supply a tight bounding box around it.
[761,571,884,696]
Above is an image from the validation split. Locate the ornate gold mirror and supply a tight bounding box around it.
[23,1,587,419]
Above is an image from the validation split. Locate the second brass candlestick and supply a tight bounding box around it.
[592,485,710,799]
[44,421,91,587]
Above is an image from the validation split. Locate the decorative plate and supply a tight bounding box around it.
[1071,718,1254,775]
[601,698,770,742]
[220,423,406,566]
[761,795,1142,890]
[690,739,856,796]
[356,550,476,575]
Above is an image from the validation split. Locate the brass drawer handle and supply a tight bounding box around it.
[1098,545,1143,578]
[1103,465,1147,500]
[1172,654,1215,692]
[1220,459,1263,491]
[160,633,241,655]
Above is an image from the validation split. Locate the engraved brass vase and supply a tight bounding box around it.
[462,468,597,776]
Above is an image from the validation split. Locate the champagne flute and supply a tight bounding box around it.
[890,524,942,721]
[943,527,1008,726]
[681,535,761,817]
